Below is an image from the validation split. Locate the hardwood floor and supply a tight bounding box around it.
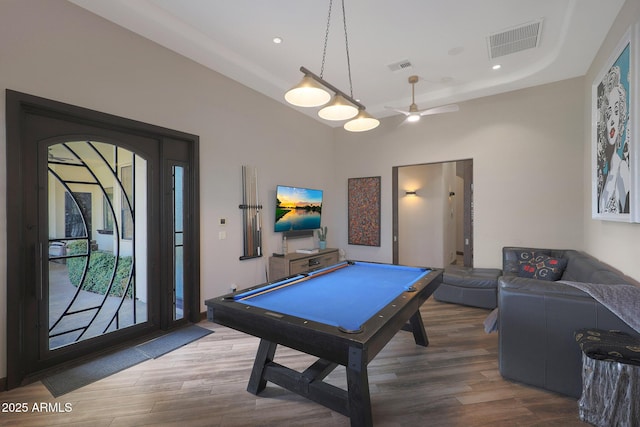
[0,299,587,426]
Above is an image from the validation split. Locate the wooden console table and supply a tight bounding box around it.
[269,248,339,280]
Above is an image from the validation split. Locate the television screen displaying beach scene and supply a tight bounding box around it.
[275,185,323,232]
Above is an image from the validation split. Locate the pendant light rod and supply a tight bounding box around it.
[299,66,365,111]
[284,0,378,131]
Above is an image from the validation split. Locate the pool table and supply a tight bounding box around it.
[205,261,443,427]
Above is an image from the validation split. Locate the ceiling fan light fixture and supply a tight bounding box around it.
[385,75,459,121]
[344,109,380,132]
[318,93,359,121]
[284,74,332,107]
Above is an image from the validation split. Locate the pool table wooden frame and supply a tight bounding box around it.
[205,263,443,427]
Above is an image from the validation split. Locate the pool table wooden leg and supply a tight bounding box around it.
[247,338,277,394]
[402,310,429,347]
[346,346,373,427]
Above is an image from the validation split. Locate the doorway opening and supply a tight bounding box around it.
[392,160,473,268]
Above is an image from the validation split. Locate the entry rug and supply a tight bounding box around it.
[42,324,212,397]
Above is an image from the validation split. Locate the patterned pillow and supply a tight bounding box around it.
[509,250,539,275]
[517,253,567,281]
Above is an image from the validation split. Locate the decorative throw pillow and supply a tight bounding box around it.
[511,250,546,274]
[514,250,546,263]
[517,254,567,281]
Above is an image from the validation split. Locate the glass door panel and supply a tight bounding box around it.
[173,165,184,320]
[47,141,148,350]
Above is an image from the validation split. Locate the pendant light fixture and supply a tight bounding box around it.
[343,108,379,132]
[284,0,379,132]
[284,74,331,107]
[318,93,357,120]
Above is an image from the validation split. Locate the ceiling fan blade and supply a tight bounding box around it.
[419,104,459,116]
[384,106,410,116]
[48,152,72,162]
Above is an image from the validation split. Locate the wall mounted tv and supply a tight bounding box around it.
[274,185,323,232]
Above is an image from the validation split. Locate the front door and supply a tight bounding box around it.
[46,141,149,351]
[6,90,200,388]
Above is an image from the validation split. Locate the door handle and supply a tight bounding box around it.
[37,242,43,301]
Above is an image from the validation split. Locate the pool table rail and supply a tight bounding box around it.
[206,267,442,365]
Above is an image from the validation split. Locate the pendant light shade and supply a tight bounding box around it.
[318,94,358,121]
[284,75,332,107]
[344,109,380,132]
[283,0,379,131]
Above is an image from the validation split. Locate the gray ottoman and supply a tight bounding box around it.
[434,266,501,309]
[575,329,640,427]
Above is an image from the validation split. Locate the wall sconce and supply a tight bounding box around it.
[405,190,417,197]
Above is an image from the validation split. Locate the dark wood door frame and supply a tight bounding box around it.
[461,160,473,266]
[5,90,200,389]
[392,159,473,267]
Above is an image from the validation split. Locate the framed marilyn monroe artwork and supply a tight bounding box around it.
[592,24,639,222]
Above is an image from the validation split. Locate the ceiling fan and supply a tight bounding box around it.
[48,147,75,163]
[386,75,459,122]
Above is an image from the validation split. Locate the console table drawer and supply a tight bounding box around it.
[290,258,314,275]
[269,248,339,280]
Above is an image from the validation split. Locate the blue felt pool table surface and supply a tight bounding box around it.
[234,261,431,331]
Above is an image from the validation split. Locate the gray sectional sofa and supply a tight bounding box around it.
[498,246,640,398]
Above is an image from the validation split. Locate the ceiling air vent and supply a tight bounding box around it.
[387,59,413,72]
[487,19,543,59]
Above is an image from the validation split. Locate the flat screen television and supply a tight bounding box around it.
[274,185,323,232]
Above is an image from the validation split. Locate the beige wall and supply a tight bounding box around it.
[1,0,638,382]
[333,77,586,267]
[0,0,333,379]
[583,0,640,278]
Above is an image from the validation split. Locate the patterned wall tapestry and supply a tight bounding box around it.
[348,176,381,246]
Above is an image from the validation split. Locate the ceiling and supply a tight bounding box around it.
[68,0,625,126]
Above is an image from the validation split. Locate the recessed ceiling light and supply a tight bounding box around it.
[273,37,283,44]
[492,64,501,70]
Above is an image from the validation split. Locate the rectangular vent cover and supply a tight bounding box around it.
[387,59,413,72]
[487,19,543,59]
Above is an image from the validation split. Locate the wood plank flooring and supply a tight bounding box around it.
[0,299,587,426]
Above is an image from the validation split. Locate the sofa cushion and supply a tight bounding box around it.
[499,276,592,298]
[562,252,631,284]
[443,266,502,288]
[517,254,568,281]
